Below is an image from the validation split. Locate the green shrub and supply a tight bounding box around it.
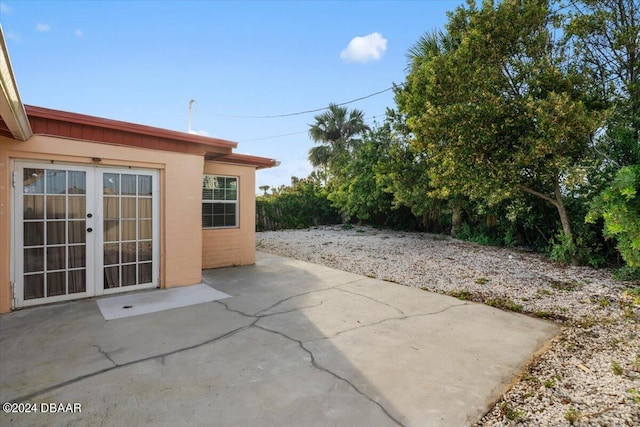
[613,267,640,282]
[549,232,577,264]
[256,177,341,231]
[564,407,581,424]
[587,165,640,268]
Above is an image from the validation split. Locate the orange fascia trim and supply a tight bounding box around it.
[213,153,278,169]
[24,105,238,150]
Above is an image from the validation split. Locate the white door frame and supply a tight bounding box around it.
[13,161,96,307]
[12,161,160,308]
[94,167,159,296]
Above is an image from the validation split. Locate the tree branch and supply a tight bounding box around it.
[519,185,559,208]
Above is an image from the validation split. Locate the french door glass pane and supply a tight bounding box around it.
[138,241,152,261]
[47,271,66,296]
[104,243,119,265]
[103,174,119,195]
[68,270,86,294]
[104,266,119,288]
[138,199,152,218]
[24,222,44,246]
[47,221,66,245]
[46,170,66,194]
[121,242,136,263]
[46,196,66,219]
[103,172,154,289]
[24,274,44,299]
[69,246,86,268]
[24,248,44,273]
[69,221,86,244]
[122,265,137,286]
[47,247,66,270]
[139,176,152,196]
[122,220,136,240]
[68,171,86,194]
[104,221,119,241]
[21,167,87,301]
[104,197,119,219]
[68,197,85,218]
[121,175,136,195]
[122,198,136,218]
[24,195,44,219]
[139,263,152,283]
[139,220,152,239]
[24,169,44,193]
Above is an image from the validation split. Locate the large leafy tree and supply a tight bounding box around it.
[307,103,370,178]
[563,0,640,267]
[327,122,396,223]
[565,0,640,168]
[396,0,604,257]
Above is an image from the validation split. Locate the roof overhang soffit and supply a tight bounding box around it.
[0,26,32,141]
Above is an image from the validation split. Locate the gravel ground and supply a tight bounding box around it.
[256,225,640,426]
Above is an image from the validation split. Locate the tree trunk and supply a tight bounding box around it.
[554,180,572,241]
[451,200,463,238]
[520,175,578,265]
[553,179,579,266]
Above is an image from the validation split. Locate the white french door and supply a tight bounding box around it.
[13,162,159,308]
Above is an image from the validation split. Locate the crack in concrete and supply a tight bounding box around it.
[8,276,440,427]
[92,344,117,367]
[8,323,253,403]
[254,277,368,317]
[334,286,406,316]
[254,324,406,427]
[7,285,336,403]
[308,303,468,342]
[216,295,326,319]
[261,299,324,317]
[214,299,254,317]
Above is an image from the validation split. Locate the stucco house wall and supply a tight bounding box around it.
[0,134,206,313]
[201,161,256,269]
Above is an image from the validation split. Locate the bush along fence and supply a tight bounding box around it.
[255,180,341,231]
[255,202,285,231]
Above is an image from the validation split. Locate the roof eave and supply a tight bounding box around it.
[209,153,280,170]
[25,105,238,150]
[0,26,33,141]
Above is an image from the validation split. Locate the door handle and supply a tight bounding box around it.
[87,213,93,218]
[87,228,93,233]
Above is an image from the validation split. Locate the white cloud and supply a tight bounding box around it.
[340,32,387,63]
[5,31,20,42]
[188,129,209,137]
[35,23,51,32]
[75,29,84,37]
[0,3,13,14]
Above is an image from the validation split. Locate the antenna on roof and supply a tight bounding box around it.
[188,99,196,133]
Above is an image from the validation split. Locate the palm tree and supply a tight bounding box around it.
[308,145,331,170]
[307,103,369,178]
[405,30,458,72]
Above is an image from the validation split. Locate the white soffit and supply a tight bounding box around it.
[0,25,32,141]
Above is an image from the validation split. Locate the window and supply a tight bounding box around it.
[202,175,238,228]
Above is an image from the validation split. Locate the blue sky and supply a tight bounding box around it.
[1,0,463,192]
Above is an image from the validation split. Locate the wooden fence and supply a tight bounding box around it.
[255,203,284,231]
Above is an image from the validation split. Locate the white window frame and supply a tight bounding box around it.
[202,175,239,229]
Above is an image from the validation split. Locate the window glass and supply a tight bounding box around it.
[202,175,238,228]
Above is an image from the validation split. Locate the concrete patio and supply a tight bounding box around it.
[0,252,559,427]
